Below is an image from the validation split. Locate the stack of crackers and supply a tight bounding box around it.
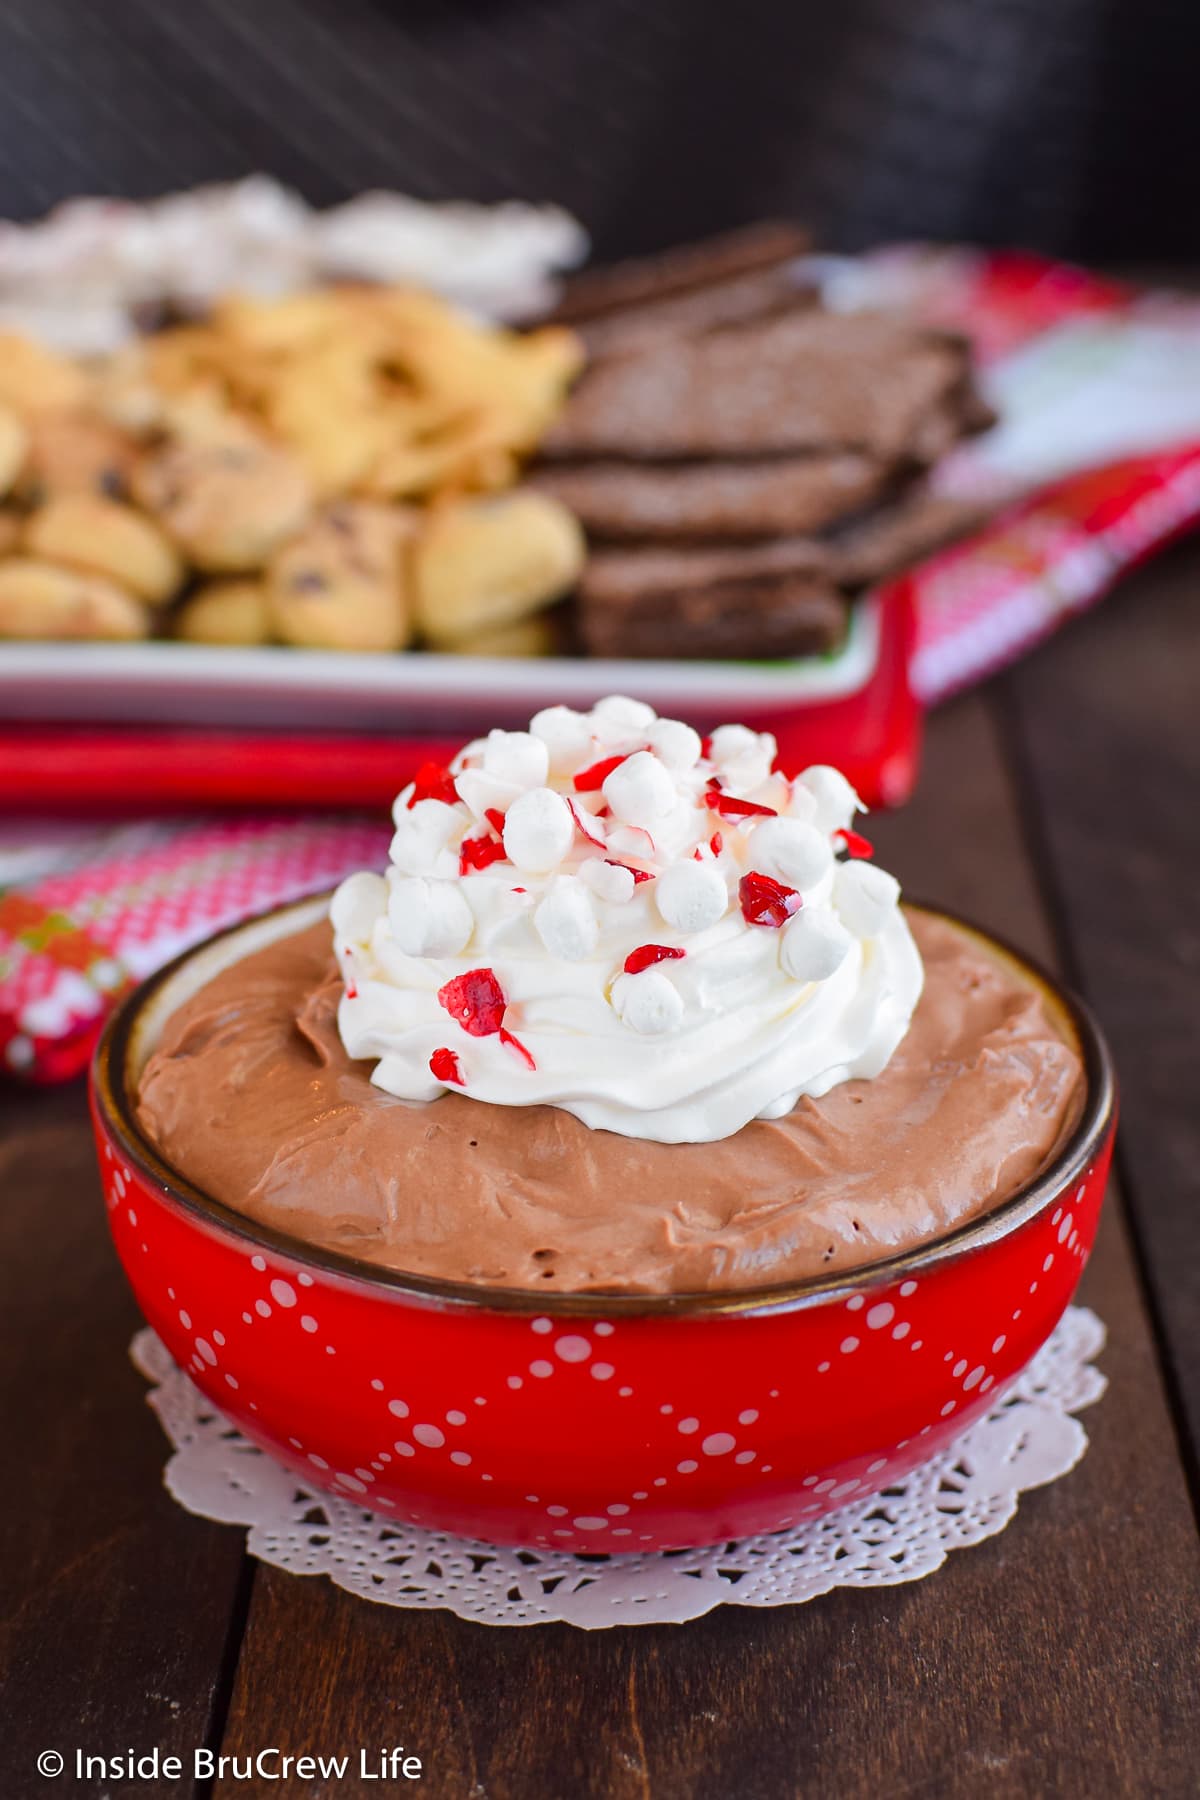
[531,225,991,660]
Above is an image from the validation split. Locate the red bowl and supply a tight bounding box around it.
[90,895,1115,1553]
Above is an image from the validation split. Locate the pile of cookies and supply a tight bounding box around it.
[532,224,991,659]
[0,286,586,654]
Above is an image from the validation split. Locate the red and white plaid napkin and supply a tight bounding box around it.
[0,816,390,1080]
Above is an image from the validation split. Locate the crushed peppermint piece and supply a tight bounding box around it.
[624,944,687,975]
[606,823,657,866]
[738,871,801,929]
[437,968,507,1036]
[836,829,876,860]
[484,807,508,836]
[407,761,458,808]
[707,785,778,821]
[567,796,606,846]
[710,832,724,856]
[459,834,508,875]
[429,1046,465,1085]
[499,1026,537,1071]
[340,946,359,1000]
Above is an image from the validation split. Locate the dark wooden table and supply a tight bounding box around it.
[3,546,1198,1800]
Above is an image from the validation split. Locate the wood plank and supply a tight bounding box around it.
[0,1081,249,1799]
[999,544,1200,1477]
[213,692,1200,1799]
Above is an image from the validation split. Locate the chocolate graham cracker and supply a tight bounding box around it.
[579,575,848,662]
[833,491,988,586]
[551,220,811,325]
[575,487,986,661]
[579,537,845,660]
[583,536,841,598]
[573,263,816,360]
[540,222,994,661]
[541,310,977,464]
[529,451,895,542]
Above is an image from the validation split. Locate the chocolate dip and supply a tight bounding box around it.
[135,910,1085,1295]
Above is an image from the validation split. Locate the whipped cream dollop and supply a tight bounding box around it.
[331,696,924,1143]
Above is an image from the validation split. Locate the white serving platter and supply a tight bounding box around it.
[0,598,879,733]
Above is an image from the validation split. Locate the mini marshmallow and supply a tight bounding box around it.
[453,767,521,822]
[797,764,863,835]
[649,718,702,771]
[591,693,657,744]
[330,871,387,945]
[656,859,728,933]
[503,786,575,872]
[534,877,599,960]
[708,724,759,763]
[482,728,550,789]
[748,817,833,891]
[785,781,819,825]
[603,750,675,827]
[612,968,684,1035]
[648,793,708,863]
[450,736,487,769]
[780,910,853,982]
[389,799,463,874]
[709,723,777,789]
[530,705,594,774]
[834,860,900,938]
[387,877,474,958]
[408,798,461,836]
[580,858,636,904]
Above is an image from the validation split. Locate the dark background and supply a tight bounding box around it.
[0,0,1191,262]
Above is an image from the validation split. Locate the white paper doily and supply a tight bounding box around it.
[131,1306,1104,1629]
